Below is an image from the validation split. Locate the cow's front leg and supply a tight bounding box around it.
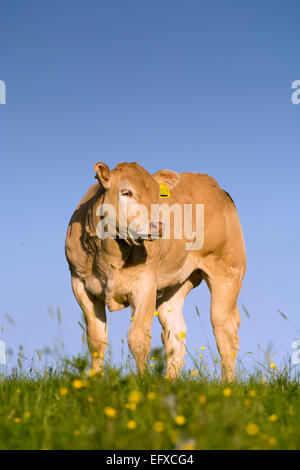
[157,278,198,379]
[72,276,108,372]
[127,277,156,374]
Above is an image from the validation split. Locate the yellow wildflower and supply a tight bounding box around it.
[129,390,142,404]
[199,395,206,404]
[149,364,155,368]
[174,415,186,426]
[93,351,99,358]
[125,403,136,411]
[179,332,186,339]
[199,354,203,358]
[88,368,97,378]
[23,412,31,419]
[249,390,256,397]
[223,388,232,397]
[246,423,259,436]
[127,420,137,430]
[72,379,83,389]
[182,440,196,450]
[269,363,276,368]
[153,421,164,432]
[269,437,277,446]
[72,379,88,389]
[87,396,94,403]
[59,387,68,396]
[191,369,198,376]
[183,444,196,450]
[14,417,21,424]
[167,309,172,312]
[201,346,205,350]
[269,414,278,422]
[74,430,80,436]
[147,392,156,400]
[244,398,251,406]
[104,406,117,418]
[153,311,159,316]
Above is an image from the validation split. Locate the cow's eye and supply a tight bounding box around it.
[121,190,133,197]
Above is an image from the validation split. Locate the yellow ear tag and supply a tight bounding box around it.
[159,183,170,198]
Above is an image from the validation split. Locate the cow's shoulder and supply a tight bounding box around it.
[66,183,104,273]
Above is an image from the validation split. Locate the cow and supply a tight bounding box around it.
[65,162,246,382]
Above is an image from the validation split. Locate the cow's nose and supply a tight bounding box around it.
[149,221,165,237]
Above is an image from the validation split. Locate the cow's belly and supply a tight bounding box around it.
[156,241,196,289]
[156,258,195,290]
[84,245,196,311]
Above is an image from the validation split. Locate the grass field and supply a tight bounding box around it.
[0,351,299,450]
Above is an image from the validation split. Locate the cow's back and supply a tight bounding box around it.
[176,172,234,208]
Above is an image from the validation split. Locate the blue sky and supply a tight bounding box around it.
[0,1,299,374]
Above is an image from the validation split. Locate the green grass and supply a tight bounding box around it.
[0,354,299,450]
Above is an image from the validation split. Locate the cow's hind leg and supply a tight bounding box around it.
[207,276,241,382]
[72,276,108,372]
[157,276,200,379]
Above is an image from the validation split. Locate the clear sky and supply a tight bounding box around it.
[0,0,299,375]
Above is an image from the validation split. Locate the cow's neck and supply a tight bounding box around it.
[98,238,137,311]
[100,238,132,271]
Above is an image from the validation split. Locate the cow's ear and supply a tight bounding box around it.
[152,169,180,189]
[93,162,111,189]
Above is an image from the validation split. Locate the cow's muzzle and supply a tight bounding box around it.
[148,220,165,239]
[128,220,165,242]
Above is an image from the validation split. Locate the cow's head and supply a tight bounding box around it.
[93,162,180,244]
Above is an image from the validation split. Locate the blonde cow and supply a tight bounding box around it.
[65,162,246,382]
